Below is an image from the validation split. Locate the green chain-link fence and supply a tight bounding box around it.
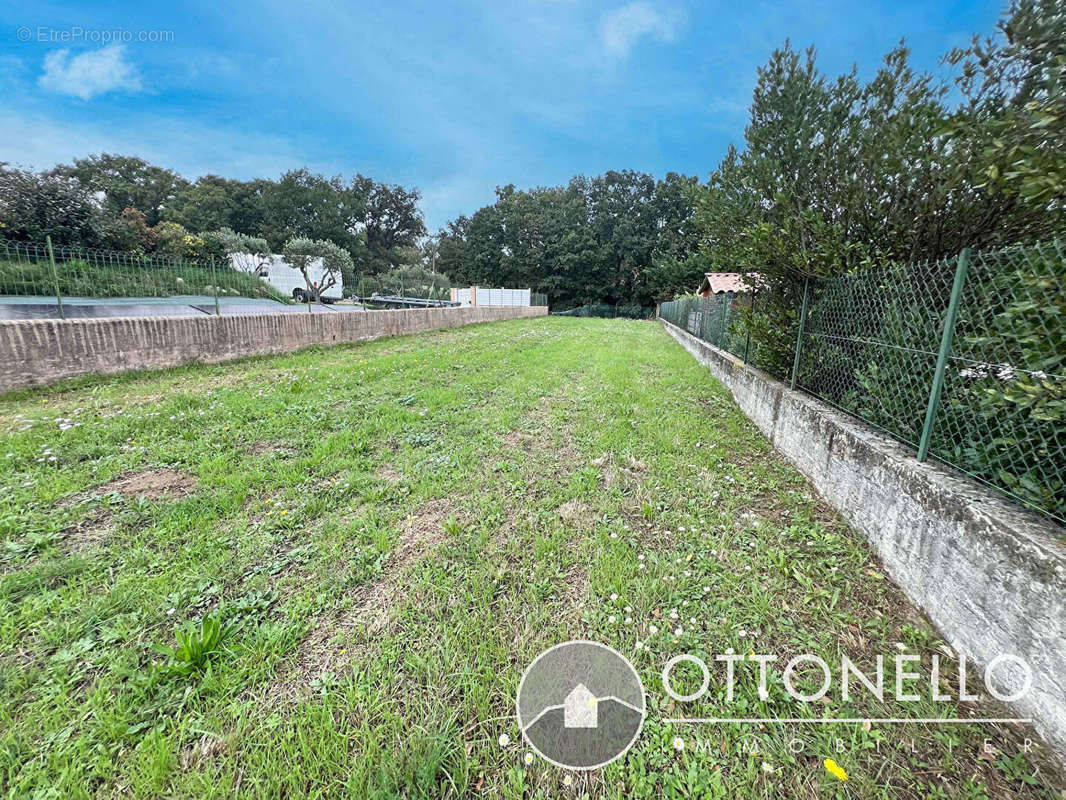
[660,241,1065,524]
[0,237,288,312]
[553,302,656,319]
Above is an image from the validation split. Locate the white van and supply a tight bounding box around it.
[230,253,344,302]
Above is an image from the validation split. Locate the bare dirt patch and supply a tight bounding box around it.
[503,429,536,450]
[97,468,197,500]
[593,452,648,491]
[269,498,456,701]
[557,499,595,529]
[179,735,229,771]
[248,441,296,458]
[62,513,114,554]
[375,463,402,483]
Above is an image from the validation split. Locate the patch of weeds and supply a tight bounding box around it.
[162,579,221,615]
[308,670,340,697]
[994,753,1041,788]
[3,530,61,559]
[152,613,231,676]
[225,589,277,628]
[404,431,436,448]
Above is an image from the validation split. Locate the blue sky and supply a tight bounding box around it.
[1,0,1003,232]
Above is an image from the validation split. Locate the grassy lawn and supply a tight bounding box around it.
[0,316,1060,798]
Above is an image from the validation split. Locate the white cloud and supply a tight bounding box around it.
[0,106,309,181]
[38,45,142,100]
[600,2,677,59]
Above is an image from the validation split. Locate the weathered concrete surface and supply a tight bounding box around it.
[0,306,546,392]
[662,319,1066,767]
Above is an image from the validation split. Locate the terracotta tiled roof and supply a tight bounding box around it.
[699,272,759,294]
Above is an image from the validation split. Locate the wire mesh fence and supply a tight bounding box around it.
[553,302,656,319]
[659,241,1065,524]
[0,238,288,309]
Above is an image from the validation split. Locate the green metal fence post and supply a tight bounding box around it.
[916,248,972,462]
[45,236,65,320]
[742,293,754,364]
[789,277,810,390]
[210,258,221,315]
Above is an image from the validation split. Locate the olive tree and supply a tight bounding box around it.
[281,236,353,300]
[209,228,271,274]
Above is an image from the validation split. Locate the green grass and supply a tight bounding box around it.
[0,317,1060,798]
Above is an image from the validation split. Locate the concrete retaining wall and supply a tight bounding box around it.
[661,319,1066,766]
[0,306,546,392]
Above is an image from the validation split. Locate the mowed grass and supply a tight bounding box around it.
[0,317,1060,799]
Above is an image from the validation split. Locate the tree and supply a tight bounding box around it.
[165,175,268,235]
[208,228,271,274]
[152,221,192,258]
[359,179,427,273]
[433,172,701,310]
[281,236,353,300]
[51,153,188,225]
[99,207,156,253]
[436,216,472,284]
[0,164,102,246]
[946,0,1066,237]
[258,169,368,258]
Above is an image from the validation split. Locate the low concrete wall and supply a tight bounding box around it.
[661,319,1066,766]
[0,306,546,392]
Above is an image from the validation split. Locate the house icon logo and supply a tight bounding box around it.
[564,683,598,728]
[517,641,645,770]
